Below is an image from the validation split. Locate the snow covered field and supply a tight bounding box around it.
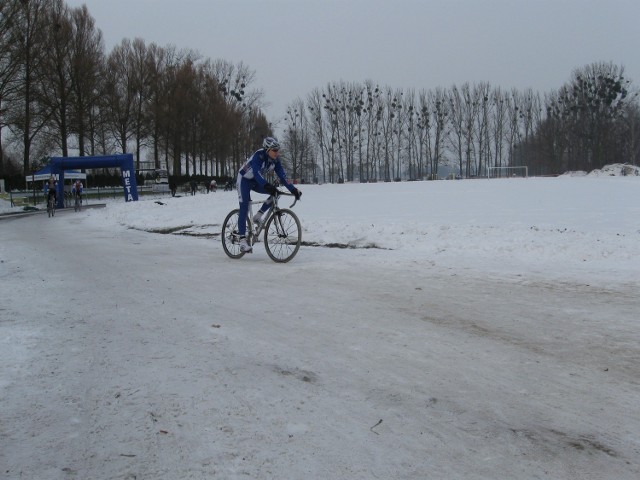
[1,171,639,479]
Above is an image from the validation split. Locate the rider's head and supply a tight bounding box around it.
[262,136,280,153]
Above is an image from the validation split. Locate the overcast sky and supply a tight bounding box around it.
[66,0,640,130]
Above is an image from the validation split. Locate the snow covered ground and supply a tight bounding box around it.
[1,169,639,479]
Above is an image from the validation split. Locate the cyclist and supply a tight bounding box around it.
[72,179,83,203]
[45,176,57,206]
[236,136,301,253]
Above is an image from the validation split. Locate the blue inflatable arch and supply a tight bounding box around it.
[48,154,138,208]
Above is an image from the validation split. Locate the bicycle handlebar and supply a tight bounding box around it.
[274,189,300,208]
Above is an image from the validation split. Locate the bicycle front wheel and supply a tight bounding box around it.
[264,208,301,263]
[221,209,249,259]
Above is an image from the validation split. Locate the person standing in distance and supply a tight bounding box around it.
[236,136,301,253]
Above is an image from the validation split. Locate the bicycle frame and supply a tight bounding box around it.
[247,191,298,239]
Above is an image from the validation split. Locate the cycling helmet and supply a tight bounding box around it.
[262,136,280,151]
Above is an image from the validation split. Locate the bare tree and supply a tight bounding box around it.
[283,98,317,182]
[378,87,397,181]
[461,83,479,177]
[489,87,508,170]
[103,39,137,155]
[9,0,55,175]
[164,56,198,176]
[69,4,105,156]
[210,59,261,170]
[362,81,383,181]
[128,38,152,169]
[283,99,305,180]
[448,85,465,177]
[402,89,420,180]
[0,0,23,175]
[474,82,491,176]
[38,0,73,157]
[306,88,328,183]
[429,87,449,178]
[145,42,178,169]
[391,89,406,181]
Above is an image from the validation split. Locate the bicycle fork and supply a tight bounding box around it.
[270,211,287,238]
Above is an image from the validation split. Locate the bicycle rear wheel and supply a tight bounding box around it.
[221,209,250,259]
[264,208,301,263]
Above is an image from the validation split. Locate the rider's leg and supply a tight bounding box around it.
[236,176,254,237]
[236,177,254,253]
[258,198,273,215]
[248,184,273,226]
[252,183,273,215]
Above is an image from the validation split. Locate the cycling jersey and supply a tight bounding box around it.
[238,148,291,187]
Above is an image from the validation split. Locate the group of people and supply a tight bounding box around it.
[168,178,219,197]
[45,176,83,206]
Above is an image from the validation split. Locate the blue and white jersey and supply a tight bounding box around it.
[238,149,290,187]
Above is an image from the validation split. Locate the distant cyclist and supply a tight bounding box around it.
[72,179,83,202]
[236,136,301,253]
[45,176,57,205]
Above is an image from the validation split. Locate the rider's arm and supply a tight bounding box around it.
[274,161,296,193]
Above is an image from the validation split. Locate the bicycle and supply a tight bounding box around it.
[221,190,302,263]
[47,195,56,217]
[74,193,82,212]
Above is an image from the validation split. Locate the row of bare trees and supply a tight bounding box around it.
[2,1,638,184]
[283,63,639,182]
[1,0,269,181]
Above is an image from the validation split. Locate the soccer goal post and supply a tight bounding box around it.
[487,166,528,178]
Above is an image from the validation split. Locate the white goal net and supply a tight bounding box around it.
[487,166,528,178]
